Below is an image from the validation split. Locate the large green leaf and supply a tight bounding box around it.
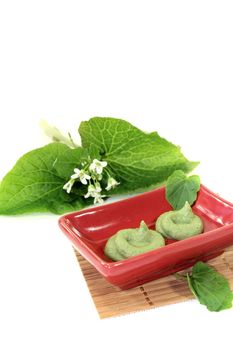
[79,117,198,193]
[0,143,86,215]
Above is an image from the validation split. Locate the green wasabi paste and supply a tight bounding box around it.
[104,221,165,261]
[156,201,203,240]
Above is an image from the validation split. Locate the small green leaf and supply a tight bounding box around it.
[187,262,233,312]
[166,170,200,210]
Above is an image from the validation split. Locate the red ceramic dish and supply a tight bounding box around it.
[58,185,233,290]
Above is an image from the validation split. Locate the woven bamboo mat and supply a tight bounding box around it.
[74,246,233,319]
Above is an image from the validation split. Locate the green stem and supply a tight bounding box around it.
[104,168,112,178]
[68,132,78,148]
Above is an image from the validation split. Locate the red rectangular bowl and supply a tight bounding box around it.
[58,185,233,290]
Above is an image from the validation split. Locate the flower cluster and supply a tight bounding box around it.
[63,159,120,204]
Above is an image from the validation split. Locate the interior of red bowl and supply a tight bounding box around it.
[62,185,233,262]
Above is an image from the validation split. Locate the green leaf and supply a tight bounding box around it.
[87,144,101,160]
[79,117,198,193]
[166,170,200,210]
[53,146,88,179]
[0,143,87,215]
[187,262,233,312]
[47,198,88,215]
[0,117,200,215]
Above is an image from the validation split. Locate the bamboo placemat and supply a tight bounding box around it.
[74,246,233,319]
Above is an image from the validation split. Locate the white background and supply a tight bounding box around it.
[0,1,233,349]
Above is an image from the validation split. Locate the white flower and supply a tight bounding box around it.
[71,168,91,185]
[84,182,102,198]
[63,179,75,194]
[93,193,105,204]
[95,181,102,193]
[105,177,120,191]
[84,184,97,199]
[89,159,107,175]
[84,182,105,204]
